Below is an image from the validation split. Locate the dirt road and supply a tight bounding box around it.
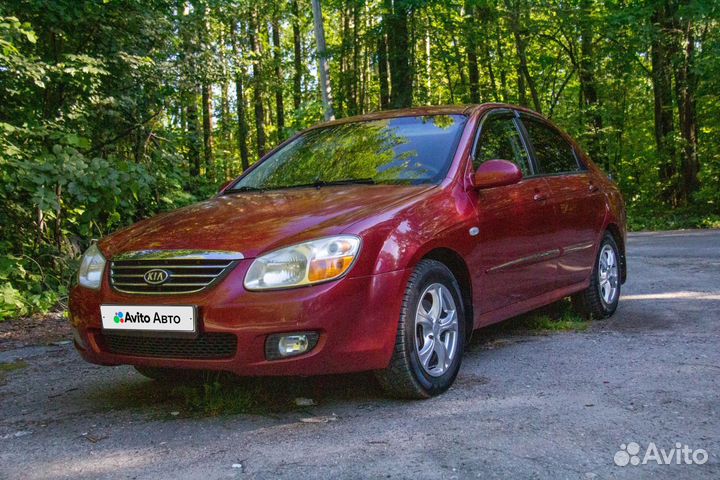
[1,230,718,479]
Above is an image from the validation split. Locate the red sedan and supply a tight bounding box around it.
[69,104,626,398]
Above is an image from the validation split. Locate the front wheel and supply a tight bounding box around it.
[375,259,465,399]
[572,232,621,319]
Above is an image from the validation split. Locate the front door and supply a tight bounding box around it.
[469,111,558,314]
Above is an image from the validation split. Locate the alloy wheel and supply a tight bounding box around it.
[598,244,619,306]
[414,283,459,377]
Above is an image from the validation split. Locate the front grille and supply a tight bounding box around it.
[101,332,237,359]
[110,257,238,295]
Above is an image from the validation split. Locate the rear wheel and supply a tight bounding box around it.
[572,232,621,319]
[375,259,465,399]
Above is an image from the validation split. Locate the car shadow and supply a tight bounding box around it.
[465,300,582,354]
[89,368,385,417]
[87,300,590,417]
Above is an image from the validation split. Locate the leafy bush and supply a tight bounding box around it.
[0,254,69,319]
[0,143,219,320]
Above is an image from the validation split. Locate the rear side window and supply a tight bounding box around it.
[522,119,579,174]
[474,114,531,176]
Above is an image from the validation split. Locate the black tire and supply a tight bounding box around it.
[572,232,621,319]
[375,259,466,399]
[134,366,204,383]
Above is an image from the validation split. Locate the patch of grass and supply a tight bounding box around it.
[94,370,381,418]
[0,360,28,384]
[519,299,588,332]
[0,360,27,372]
[506,298,589,333]
[518,314,589,332]
[172,381,265,417]
[94,373,297,418]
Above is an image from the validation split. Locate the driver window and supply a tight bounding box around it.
[474,115,531,176]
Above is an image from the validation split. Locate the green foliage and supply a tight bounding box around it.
[95,375,294,417]
[627,205,720,232]
[0,0,718,321]
[514,299,589,333]
[0,254,67,319]
[173,381,261,416]
[0,4,222,319]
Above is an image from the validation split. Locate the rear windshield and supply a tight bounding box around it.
[229,114,467,190]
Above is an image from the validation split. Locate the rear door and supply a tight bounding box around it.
[518,115,606,288]
[470,110,558,313]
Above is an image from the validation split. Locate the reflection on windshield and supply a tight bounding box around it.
[229,115,467,191]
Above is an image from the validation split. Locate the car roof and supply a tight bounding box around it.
[313,103,544,129]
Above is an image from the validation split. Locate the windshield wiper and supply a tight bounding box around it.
[315,178,376,186]
[278,178,377,189]
[225,179,376,193]
[221,186,265,195]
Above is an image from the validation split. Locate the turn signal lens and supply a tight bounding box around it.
[308,256,355,282]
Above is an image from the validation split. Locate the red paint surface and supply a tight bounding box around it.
[69,104,627,376]
[473,159,524,189]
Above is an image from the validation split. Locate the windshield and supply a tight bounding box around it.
[228,114,467,191]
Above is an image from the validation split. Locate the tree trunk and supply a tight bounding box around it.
[249,12,266,158]
[178,0,200,175]
[311,0,335,121]
[377,29,390,109]
[674,18,699,202]
[465,0,480,103]
[650,1,678,203]
[235,70,250,171]
[425,22,431,102]
[186,86,201,176]
[579,0,604,168]
[291,0,303,111]
[271,19,285,141]
[516,64,526,107]
[484,42,498,101]
[351,1,360,115]
[230,20,249,171]
[220,80,229,134]
[385,0,413,108]
[506,0,541,113]
[495,22,508,102]
[201,82,214,176]
[339,6,350,116]
[219,27,230,141]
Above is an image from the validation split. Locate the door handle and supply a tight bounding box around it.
[589,183,599,193]
[533,192,548,202]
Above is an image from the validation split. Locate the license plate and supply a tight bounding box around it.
[100,305,196,334]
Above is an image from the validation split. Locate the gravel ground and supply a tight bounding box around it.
[1,230,718,479]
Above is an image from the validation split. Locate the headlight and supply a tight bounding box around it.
[78,243,106,290]
[244,236,361,290]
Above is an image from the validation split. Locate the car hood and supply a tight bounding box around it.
[99,184,435,259]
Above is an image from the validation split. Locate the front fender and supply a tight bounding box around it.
[344,183,476,276]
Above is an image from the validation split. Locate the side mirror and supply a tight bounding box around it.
[218,179,233,193]
[473,159,523,189]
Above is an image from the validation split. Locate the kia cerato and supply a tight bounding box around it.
[69,104,626,398]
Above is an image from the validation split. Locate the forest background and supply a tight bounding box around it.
[0,0,718,319]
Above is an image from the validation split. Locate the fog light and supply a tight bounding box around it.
[265,332,319,360]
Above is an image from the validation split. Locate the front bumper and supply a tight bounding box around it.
[69,265,408,376]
